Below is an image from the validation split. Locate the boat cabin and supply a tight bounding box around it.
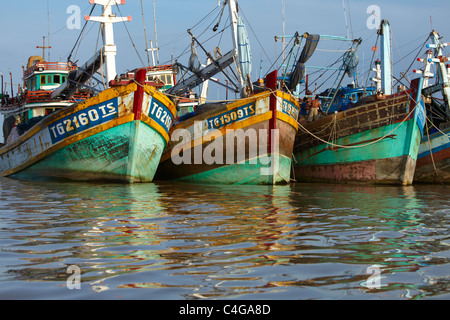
[320,84,377,113]
[0,56,88,144]
[109,64,198,117]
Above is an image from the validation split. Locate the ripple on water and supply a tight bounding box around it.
[0,179,449,299]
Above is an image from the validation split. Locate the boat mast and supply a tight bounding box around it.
[152,0,160,65]
[429,31,450,117]
[85,0,131,86]
[414,50,434,88]
[227,0,245,94]
[36,36,51,61]
[378,19,392,95]
[371,60,382,92]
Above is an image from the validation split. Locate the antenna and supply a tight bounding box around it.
[47,0,51,61]
[282,0,286,60]
[140,0,151,66]
[343,0,350,39]
[37,36,52,61]
[153,0,160,65]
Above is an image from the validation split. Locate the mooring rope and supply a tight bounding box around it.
[423,115,448,187]
[295,96,419,150]
[134,78,419,152]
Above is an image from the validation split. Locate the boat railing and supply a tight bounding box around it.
[25,62,77,77]
[68,91,90,102]
[26,90,89,104]
[26,90,53,103]
[0,90,90,110]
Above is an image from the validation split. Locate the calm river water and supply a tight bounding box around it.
[0,177,449,300]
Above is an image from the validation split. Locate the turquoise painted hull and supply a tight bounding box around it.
[298,120,420,165]
[294,119,422,184]
[173,154,292,185]
[11,120,166,183]
[293,84,426,185]
[1,74,177,184]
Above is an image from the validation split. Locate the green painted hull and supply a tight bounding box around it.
[172,154,292,185]
[294,120,422,184]
[12,121,166,183]
[298,120,420,165]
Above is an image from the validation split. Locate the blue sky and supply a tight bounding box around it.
[1,0,449,97]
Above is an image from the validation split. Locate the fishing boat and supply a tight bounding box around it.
[291,20,426,185]
[0,0,176,183]
[412,31,450,184]
[154,0,299,185]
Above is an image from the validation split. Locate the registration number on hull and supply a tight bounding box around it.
[207,103,256,130]
[48,98,118,144]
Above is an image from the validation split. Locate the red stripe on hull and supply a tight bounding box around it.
[295,155,415,185]
[417,147,450,167]
[415,148,450,183]
[132,69,146,121]
[266,70,278,156]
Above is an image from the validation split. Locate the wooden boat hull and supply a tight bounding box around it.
[0,80,176,183]
[155,90,299,185]
[414,127,450,183]
[293,87,426,185]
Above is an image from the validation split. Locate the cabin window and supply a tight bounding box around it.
[158,74,171,86]
[54,75,61,84]
[62,76,66,83]
[40,75,46,85]
[47,75,52,84]
[165,75,173,86]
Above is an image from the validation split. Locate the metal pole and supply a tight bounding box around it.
[380,20,392,95]
[1,74,4,104]
[9,72,13,97]
[153,0,159,64]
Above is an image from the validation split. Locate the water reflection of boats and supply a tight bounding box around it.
[2,178,446,300]
[0,177,167,288]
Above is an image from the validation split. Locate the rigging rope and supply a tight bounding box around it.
[296,94,421,150]
[67,4,97,63]
[424,116,448,186]
[116,4,146,67]
[393,37,429,89]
